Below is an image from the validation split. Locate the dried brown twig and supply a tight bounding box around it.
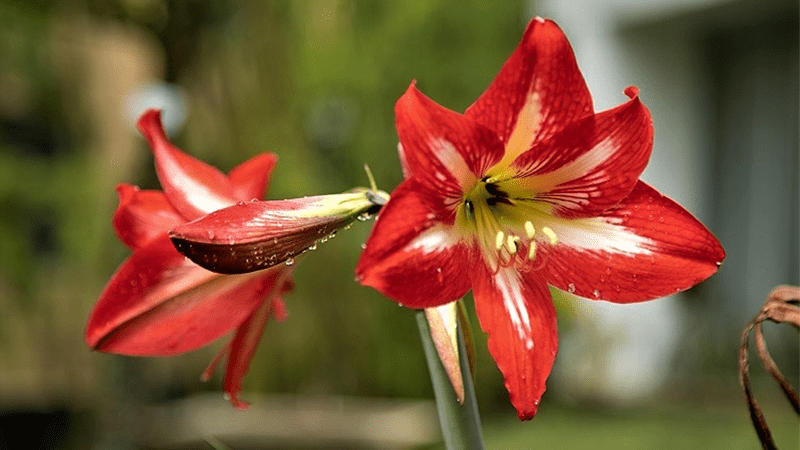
[739,285,800,450]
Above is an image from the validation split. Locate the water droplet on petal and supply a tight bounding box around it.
[568,283,576,293]
[206,230,215,240]
[308,243,317,251]
[250,198,259,203]
[285,258,295,266]
[592,289,600,298]
[236,201,247,206]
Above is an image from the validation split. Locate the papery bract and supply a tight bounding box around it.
[86,109,292,409]
[356,18,725,420]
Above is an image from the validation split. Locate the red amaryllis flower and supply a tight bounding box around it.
[356,18,725,420]
[86,109,292,409]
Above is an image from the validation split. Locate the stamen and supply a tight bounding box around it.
[542,226,558,245]
[506,235,518,254]
[528,241,537,260]
[524,221,535,239]
[495,231,505,250]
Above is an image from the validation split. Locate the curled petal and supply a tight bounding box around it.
[137,109,238,219]
[112,184,185,250]
[85,236,274,355]
[505,89,652,218]
[396,82,504,202]
[472,266,557,420]
[222,269,291,410]
[171,191,385,274]
[541,181,725,303]
[356,180,472,309]
[466,18,593,167]
[228,152,278,201]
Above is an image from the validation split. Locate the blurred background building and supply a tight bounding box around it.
[0,0,796,449]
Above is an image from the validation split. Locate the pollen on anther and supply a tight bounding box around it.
[495,231,505,250]
[527,241,537,260]
[506,235,518,254]
[524,221,535,238]
[542,226,558,245]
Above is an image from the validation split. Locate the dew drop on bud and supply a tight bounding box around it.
[308,243,317,251]
[285,258,295,266]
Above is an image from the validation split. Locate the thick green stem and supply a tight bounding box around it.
[416,311,485,450]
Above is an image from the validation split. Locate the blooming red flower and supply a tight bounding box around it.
[356,18,725,420]
[85,109,292,409]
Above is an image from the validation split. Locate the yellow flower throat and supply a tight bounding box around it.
[455,177,558,270]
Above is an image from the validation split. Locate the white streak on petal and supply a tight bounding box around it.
[495,92,542,170]
[551,216,653,255]
[408,225,459,254]
[496,268,531,341]
[429,138,476,189]
[527,136,618,201]
[160,160,235,214]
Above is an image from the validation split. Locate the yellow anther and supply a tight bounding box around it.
[524,221,535,239]
[542,226,558,245]
[495,231,505,250]
[528,241,537,259]
[506,235,518,254]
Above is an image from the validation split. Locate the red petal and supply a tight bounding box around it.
[541,181,725,303]
[356,180,472,309]
[465,18,592,165]
[85,236,275,355]
[271,297,289,322]
[201,342,229,382]
[472,265,558,420]
[509,89,653,218]
[228,152,278,201]
[395,82,504,201]
[137,109,237,219]
[170,193,377,274]
[222,286,289,410]
[112,184,185,250]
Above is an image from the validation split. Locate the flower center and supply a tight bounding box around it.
[456,177,558,271]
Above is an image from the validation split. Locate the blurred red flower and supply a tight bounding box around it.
[86,110,292,409]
